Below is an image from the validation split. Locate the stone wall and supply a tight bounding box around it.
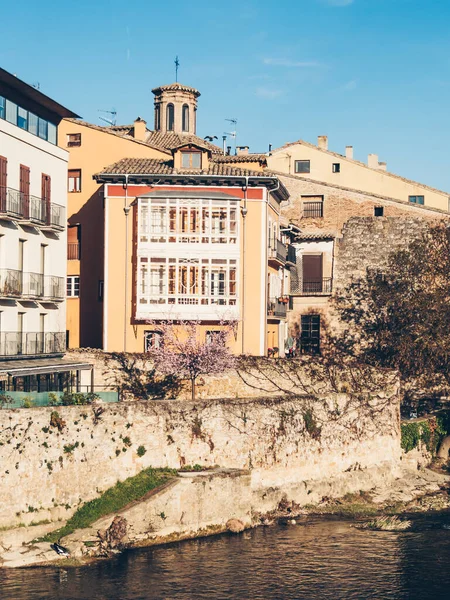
[278,172,448,235]
[0,384,400,528]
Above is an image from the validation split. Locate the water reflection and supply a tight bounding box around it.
[1,518,450,600]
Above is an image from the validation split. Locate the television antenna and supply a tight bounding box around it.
[175,56,180,82]
[98,109,117,126]
[224,118,237,154]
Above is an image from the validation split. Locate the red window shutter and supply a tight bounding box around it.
[20,165,30,218]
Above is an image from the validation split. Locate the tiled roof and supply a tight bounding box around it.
[213,154,268,164]
[98,157,266,177]
[152,82,200,96]
[145,131,222,154]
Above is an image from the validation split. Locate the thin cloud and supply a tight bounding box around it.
[341,79,357,91]
[263,58,323,68]
[255,86,284,99]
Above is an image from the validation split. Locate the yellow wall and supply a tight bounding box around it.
[58,119,169,348]
[268,141,449,211]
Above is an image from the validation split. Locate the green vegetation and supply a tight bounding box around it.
[41,467,177,543]
[357,515,411,531]
[401,413,450,454]
[179,464,212,472]
[136,445,147,457]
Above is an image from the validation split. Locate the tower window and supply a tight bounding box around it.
[166,104,174,131]
[182,104,189,132]
[155,105,160,131]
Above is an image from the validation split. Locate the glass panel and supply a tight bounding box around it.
[5,100,17,124]
[181,153,190,168]
[17,107,28,130]
[28,113,38,135]
[192,153,201,168]
[47,122,57,144]
[38,118,48,140]
[0,96,5,119]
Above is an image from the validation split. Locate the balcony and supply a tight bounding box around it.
[0,186,65,230]
[0,270,64,301]
[298,278,333,296]
[0,332,66,357]
[68,242,80,260]
[267,298,288,318]
[287,244,297,266]
[268,239,287,266]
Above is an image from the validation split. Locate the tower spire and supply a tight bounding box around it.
[175,56,180,83]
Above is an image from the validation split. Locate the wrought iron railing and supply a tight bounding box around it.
[0,187,24,218]
[287,244,297,265]
[303,201,323,218]
[299,278,333,295]
[0,269,23,297]
[0,186,65,230]
[44,275,65,300]
[46,203,65,229]
[268,239,287,264]
[28,194,46,224]
[0,332,65,356]
[0,271,64,300]
[267,299,287,318]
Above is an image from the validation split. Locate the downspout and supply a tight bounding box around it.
[123,174,130,352]
[241,176,249,354]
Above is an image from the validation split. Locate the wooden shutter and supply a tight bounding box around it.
[20,165,30,218]
[42,174,51,224]
[0,156,7,211]
[302,255,323,293]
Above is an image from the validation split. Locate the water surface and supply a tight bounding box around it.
[1,516,450,599]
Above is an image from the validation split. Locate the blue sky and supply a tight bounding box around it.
[2,0,450,190]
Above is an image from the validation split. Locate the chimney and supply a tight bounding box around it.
[317,135,328,151]
[378,161,387,171]
[226,146,232,156]
[222,135,227,156]
[236,145,249,155]
[133,117,147,141]
[368,154,379,169]
[268,143,272,154]
[345,146,353,160]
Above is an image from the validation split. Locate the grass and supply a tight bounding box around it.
[41,467,177,543]
[357,515,412,531]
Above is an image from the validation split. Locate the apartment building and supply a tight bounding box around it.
[94,141,293,356]
[0,67,92,393]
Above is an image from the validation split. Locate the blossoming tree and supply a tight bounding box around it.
[146,321,236,400]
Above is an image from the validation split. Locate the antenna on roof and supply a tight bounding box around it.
[32,82,40,90]
[224,118,237,155]
[98,109,117,126]
[175,56,180,82]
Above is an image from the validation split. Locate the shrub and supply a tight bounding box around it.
[136,445,146,457]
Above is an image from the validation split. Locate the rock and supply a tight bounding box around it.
[97,516,128,556]
[437,436,450,460]
[226,519,245,533]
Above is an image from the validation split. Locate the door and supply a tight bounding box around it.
[302,254,323,293]
[300,315,320,355]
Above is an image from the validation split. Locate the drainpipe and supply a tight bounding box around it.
[241,176,249,354]
[123,174,130,352]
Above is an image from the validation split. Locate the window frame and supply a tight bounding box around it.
[409,195,424,205]
[144,330,162,351]
[294,160,311,174]
[67,275,80,298]
[332,163,340,173]
[299,314,321,355]
[68,169,81,193]
[181,151,202,169]
[374,206,384,217]
[67,133,81,147]
[302,196,324,218]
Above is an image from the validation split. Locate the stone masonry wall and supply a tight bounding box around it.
[278,173,448,235]
[0,384,400,528]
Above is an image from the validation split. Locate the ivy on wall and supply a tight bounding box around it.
[401,413,450,454]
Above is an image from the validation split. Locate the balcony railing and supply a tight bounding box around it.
[299,278,333,296]
[0,332,66,357]
[68,242,80,260]
[0,270,64,301]
[268,239,287,264]
[0,186,64,230]
[287,244,297,265]
[267,298,287,318]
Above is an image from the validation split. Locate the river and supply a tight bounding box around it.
[1,515,450,600]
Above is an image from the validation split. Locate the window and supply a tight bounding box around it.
[67,133,81,147]
[300,315,320,355]
[98,280,104,301]
[302,196,324,218]
[5,100,17,124]
[332,163,340,173]
[68,169,81,192]
[68,225,81,259]
[17,107,28,130]
[67,275,80,297]
[0,96,4,120]
[374,206,384,217]
[295,160,310,174]
[181,152,201,169]
[166,103,174,131]
[0,97,57,144]
[182,104,189,132]
[144,330,162,351]
[206,330,225,345]
[302,255,323,293]
[409,195,424,205]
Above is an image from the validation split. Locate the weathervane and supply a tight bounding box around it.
[175,56,180,82]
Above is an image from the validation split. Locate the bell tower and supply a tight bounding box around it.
[152,83,200,135]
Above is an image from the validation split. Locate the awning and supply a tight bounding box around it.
[0,358,93,378]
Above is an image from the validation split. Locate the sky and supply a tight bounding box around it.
[2,0,450,191]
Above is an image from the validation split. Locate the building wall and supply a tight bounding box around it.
[268,141,449,211]
[58,119,169,348]
[279,173,449,235]
[0,118,68,340]
[103,184,284,356]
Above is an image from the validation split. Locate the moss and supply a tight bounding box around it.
[41,467,177,543]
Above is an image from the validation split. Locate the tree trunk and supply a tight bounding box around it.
[191,378,196,401]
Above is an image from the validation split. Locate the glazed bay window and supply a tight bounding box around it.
[139,197,238,244]
[137,256,238,308]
